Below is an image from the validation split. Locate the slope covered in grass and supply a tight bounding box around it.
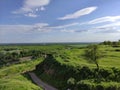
[35,45,120,90]
[0,75,42,90]
[0,58,43,90]
[1,44,120,90]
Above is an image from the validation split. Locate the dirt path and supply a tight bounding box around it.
[28,72,58,90]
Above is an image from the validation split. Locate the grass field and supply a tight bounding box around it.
[54,45,120,68]
[34,44,120,90]
[0,58,43,90]
[1,43,120,90]
[1,44,120,70]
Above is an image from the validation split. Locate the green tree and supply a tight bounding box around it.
[118,40,120,45]
[84,45,102,71]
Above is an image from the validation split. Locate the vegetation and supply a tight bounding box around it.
[0,58,43,90]
[0,45,45,90]
[35,53,120,90]
[84,45,102,71]
[100,40,120,47]
[0,42,120,90]
[34,43,120,90]
[0,75,42,90]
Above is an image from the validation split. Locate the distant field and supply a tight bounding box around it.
[68,44,89,47]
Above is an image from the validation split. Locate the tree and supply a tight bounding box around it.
[84,45,102,71]
[101,41,112,45]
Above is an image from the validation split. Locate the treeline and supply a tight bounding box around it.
[0,52,19,65]
[0,49,47,67]
[100,40,120,46]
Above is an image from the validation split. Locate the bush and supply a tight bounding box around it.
[99,68,114,81]
[96,85,105,90]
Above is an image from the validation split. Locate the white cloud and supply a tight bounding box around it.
[34,23,49,27]
[2,21,119,36]
[51,23,79,29]
[58,6,97,20]
[1,22,120,43]
[0,25,32,32]
[25,13,38,17]
[96,21,120,29]
[0,23,51,33]
[40,7,46,11]
[84,21,120,34]
[33,23,52,32]
[0,22,80,34]
[60,29,87,33]
[86,16,120,24]
[25,0,50,7]
[61,29,76,33]
[12,0,50,17]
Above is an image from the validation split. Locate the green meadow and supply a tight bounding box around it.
[0,42,120,90]
[0,58,43,90]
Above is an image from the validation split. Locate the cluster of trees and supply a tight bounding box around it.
[0,48,48,67]
[101,40,120,46]
[0,52,20,66]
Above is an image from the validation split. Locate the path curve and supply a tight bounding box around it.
[28,72,58,90]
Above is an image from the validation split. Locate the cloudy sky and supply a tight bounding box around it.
[0,0,120,43]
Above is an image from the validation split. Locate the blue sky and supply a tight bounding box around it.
[0,0,120,43]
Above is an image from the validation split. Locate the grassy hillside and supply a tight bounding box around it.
[35,44,120,90]
[0,75,41,90]
[0,44,66,90]
[0,58,43,90]
[1,44,120,90]
[55,45,120,68]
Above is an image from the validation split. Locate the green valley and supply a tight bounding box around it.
[0,41,120,90]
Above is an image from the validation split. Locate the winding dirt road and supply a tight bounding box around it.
[28,72,58,90]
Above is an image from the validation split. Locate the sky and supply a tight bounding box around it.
[0,0,120,43]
